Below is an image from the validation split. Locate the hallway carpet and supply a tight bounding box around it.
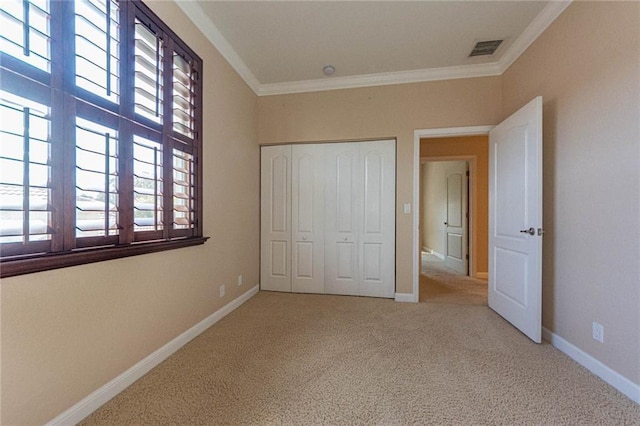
[81,291,639,425]
[420,253,488,306]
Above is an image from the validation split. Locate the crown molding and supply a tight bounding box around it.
[178,0,572,97]
[257,62,502,96]
[175,1,261,94]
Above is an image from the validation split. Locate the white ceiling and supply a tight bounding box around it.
[177,1,571,96]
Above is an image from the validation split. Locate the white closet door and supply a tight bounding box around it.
[324,143,361,295]
[359,140,396,298]
[324,140,396,298]
[291,144,325,293]
[260,145,292,292]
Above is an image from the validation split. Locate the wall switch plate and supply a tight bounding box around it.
[592,322,604,343]
[237,275,243,286]
[403,203,411,214]
[219,284,225,298]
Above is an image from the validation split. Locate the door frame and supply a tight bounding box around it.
[420,156,473,275]
[410,126,493,303]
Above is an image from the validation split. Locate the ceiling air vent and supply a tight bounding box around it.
[469,40,503,57]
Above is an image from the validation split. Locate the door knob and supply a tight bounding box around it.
[302,236,307,240]
[520,227,535,236]
[343,237,348,241]
[443,222,448,225]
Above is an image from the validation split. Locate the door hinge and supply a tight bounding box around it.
[466,254,469,260]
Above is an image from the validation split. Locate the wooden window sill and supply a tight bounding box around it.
[0,236,209,278]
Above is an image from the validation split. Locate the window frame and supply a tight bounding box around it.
[0,0,206,278]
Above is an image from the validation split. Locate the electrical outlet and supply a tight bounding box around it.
[219,284,225,298]
[592,322,604,343]
[237,275,243,287]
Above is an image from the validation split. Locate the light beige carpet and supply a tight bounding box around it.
[420,253,488,306]
[80,291,639,425]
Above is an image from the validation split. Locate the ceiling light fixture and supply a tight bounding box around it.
[322,65,336,76]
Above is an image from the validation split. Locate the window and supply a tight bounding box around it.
[0,0,205,277]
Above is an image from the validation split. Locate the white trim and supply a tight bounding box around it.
[542,327,640,404]
[46,285,260,426]
[433,252,445,261]
[176,2,570,96]
[257,63,501,96]
[476,272,488,280]
[497,1,572,74]
[395,293,416,303]
[175,2,261,94]
[428,251,445,261]
[413,126,493,304]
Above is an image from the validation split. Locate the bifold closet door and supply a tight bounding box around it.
[324,143,361,296]
[359,140,395,298]
[261,140,395,298]
[291,144,325,293]
[325,140,396,298]
[260,145,292,292]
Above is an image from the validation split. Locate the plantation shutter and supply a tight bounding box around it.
[172,52,195,138]
[134,18,163,123]
[74,117,120,246]
[133,134,164,239]
[0,92,54,256]
[1,0,205,277]
[0,0,52,72]
[74,0,120,103]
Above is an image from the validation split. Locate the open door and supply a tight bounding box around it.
[489,96,543,343]
[444,162,468,274]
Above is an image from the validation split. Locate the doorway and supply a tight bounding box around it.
[420,160,469,276]
[411,127,492,303]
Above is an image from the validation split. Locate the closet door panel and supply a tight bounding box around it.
[359,140,396,298]
[260,145,292,292]
[291,144,325,293]
[325,143,360,295]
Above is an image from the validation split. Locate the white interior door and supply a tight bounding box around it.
[324,143,361,296]
[260,145,292,292]
[489,96,543,343]
[359,140,396,298]
[444,162,468,274]
[291,144,325,293]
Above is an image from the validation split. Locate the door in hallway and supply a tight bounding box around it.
[444,162,468,275]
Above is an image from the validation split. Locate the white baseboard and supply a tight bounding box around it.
[46,284,260,426]
[542,327,640,404]
[421,248,445,260]
[395,292,417,303]
[476,272,488,280]
[431,251,445,260]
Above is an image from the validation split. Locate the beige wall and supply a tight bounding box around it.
[0,1,259,424]
[421,162,447,255]
[502,2,640,384]
[258,78,502,294]
[420,135,489,276]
